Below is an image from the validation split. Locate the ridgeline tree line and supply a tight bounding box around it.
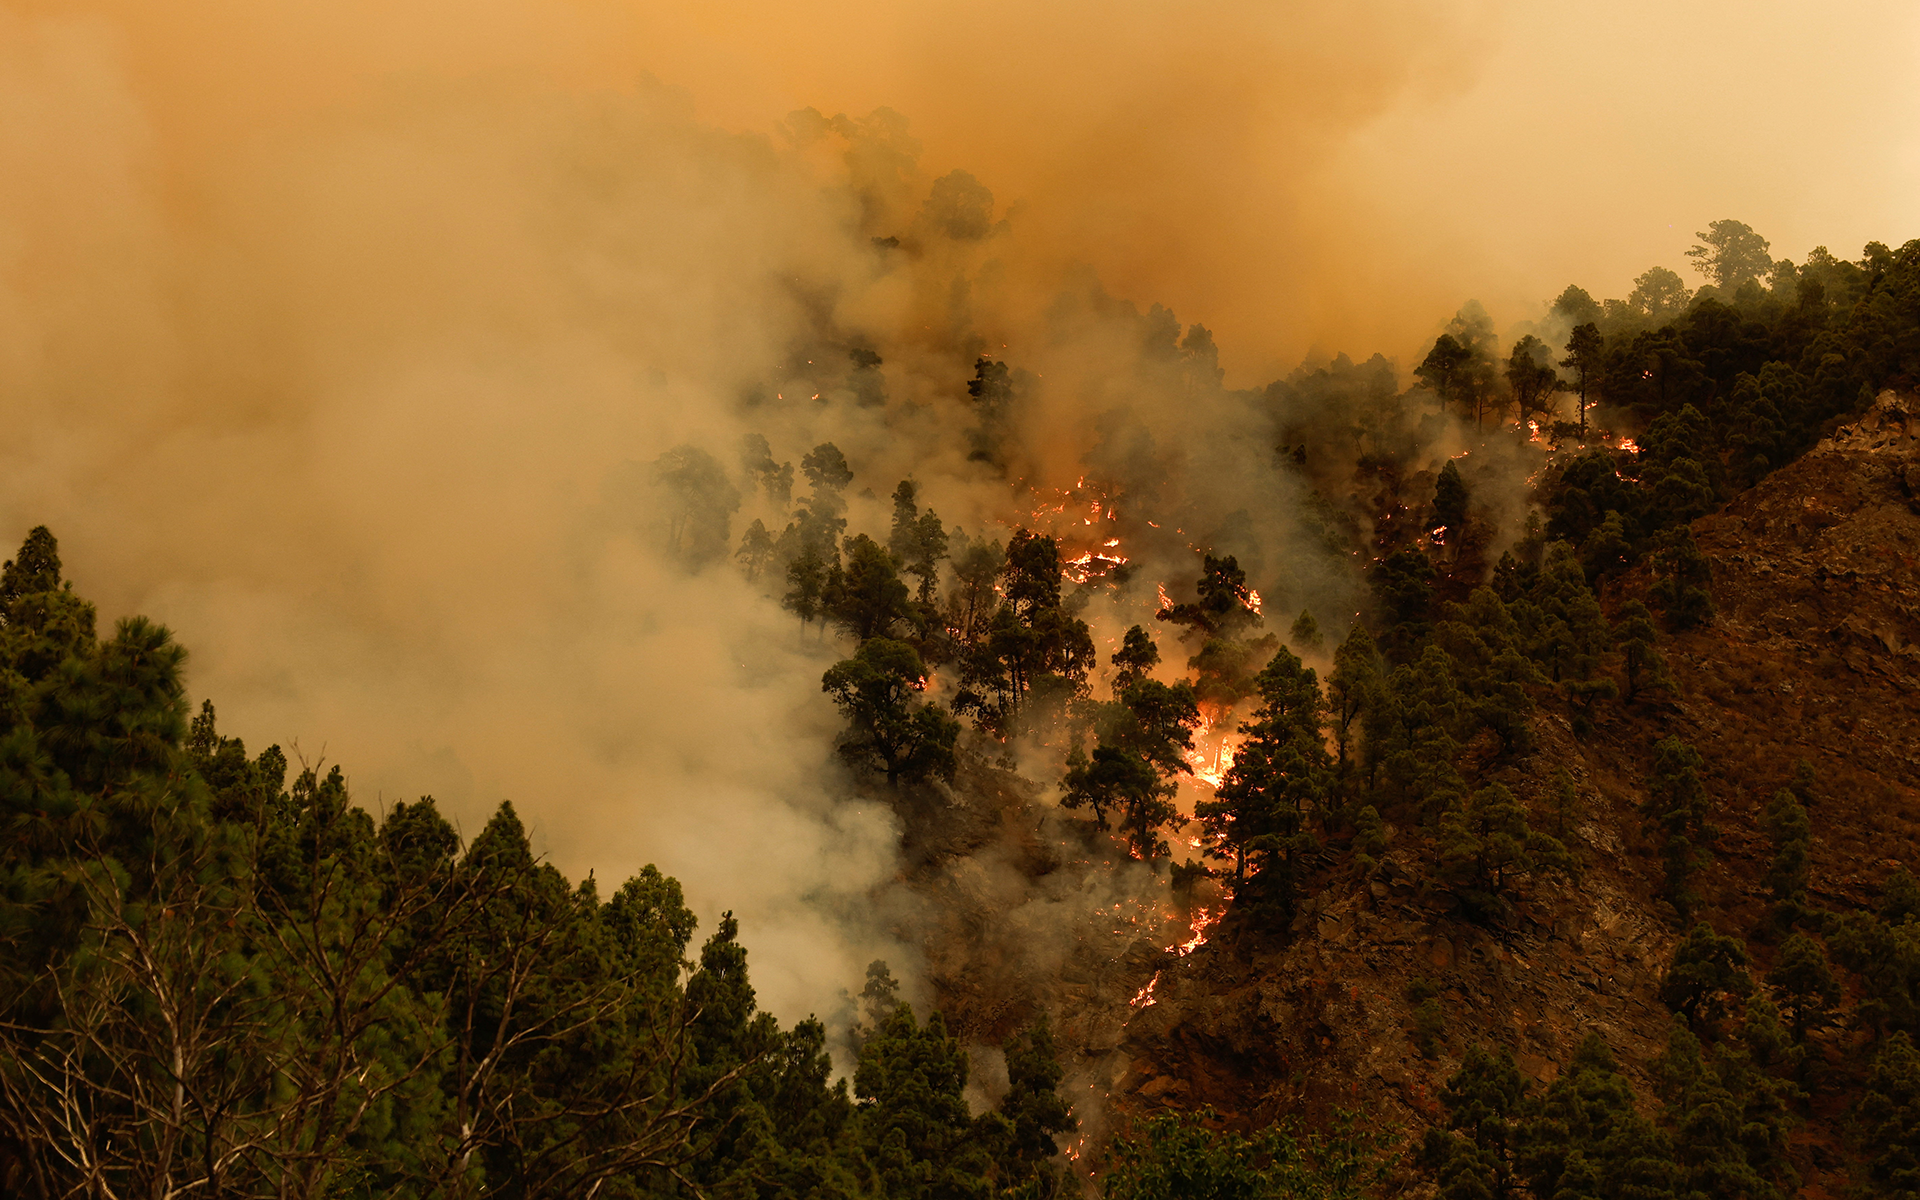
[6,224,1920,1196]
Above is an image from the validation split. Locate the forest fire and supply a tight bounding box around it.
[1026,479,1131,583]
[1177,907,1221,956]
[1130,971,1161,1008]
[1184,709,1239,789]
[1063,547,1129,585]
[1187,738,1235,788]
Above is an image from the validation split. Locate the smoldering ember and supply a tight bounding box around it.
[3,3,1919,1198]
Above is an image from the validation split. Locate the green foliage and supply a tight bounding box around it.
[1325,624,1383,770]
[1771,932,1842,1041]
[1157,554,1274,709]
[1629,265,1692,323]
[1687,219,1774,291]
[1514,1033,1677,1200]
[1759,787,1812,932]
[1287,610,1323,654]
[1830,885,1920,1042]
[1579,509,1632,586]
[889,479,951,604]
[1513,542,1612,697]
[1103,1108,1390,1200]
[1198,647,1328,910]
[991,1016,1078,1194]
[1857,1031,1920,1199]
[1434,783,1572,921]
[740,430,794,506]
[829,533,915,641]
[785,544,832,630]
[1651,1021,1794,1200]
[1369,645,1465,817]
[736,517,775,580]
[1368,550,1434,663]
[853,1004,992,1200]
[1111,625,1162,692]
[965,356,1017,465]
[801,441,855,495]
[1650,527,1714,631]
[1612,599,1670,703]
[1505,334,1563,431]
[1435,587,1540,756]
[1644,736,1713,916]
[1560,322,1604,436]
[1066,626,1200,857]
[1420,1044,1523,1198]
[0,525,883,1198]
[1660,923,1753,1032]
[1545,768,1581,842]
[822,638,961,786]
[954,530,1095,739]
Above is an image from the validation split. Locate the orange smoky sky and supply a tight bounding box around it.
[14,0,1919,382]
[645,0,1920,379]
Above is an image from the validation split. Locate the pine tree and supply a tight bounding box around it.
[853,1005,993,1200]
[822,639,961,786]
[1433,460,1470,548]
[1518,542,1613,702]
[1111,625,1161,692]
[1759,787,1812,931]
[1198,647,1328,911]
[1652,1022,1792,1200]
[1435,784,1571,921]
[1857,1031,1920,1200]
[1613,599,1671,703]
[1421,1044,1525,1199]
[736,517,775,580]
[1645,737,1713,917]
[1771,932,1842,1041]
[1660,923,1753,1032]
[1288,610,1324,654]
[1516,1033,1678,1200]
[990,1016,1076,1193]
[1326,624,1383,769]
[1373,645,1466,817]
[1650,526,1714,630]
[828,533,914,642]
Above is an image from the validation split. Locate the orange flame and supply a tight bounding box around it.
[1184,710,1239,788]
[1177,907,1222,956]
[1130,971,1161,1008]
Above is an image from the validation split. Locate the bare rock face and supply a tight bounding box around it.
[1680,389,1920,809]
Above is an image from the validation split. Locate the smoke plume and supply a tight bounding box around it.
[2,0,1914,1024]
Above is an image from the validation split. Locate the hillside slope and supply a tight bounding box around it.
[909,393,1920,1194]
